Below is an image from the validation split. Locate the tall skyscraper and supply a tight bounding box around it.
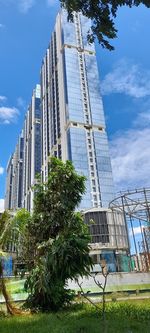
[41,10,114,209]
[4,12,130,271]
[22,85,41,211]
[5,154,14,210]
[5,131,24,210]
[5,85,41,212]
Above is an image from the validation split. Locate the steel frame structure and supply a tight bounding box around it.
[109,188,150,271]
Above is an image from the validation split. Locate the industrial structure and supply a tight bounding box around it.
[109,188,150,272]
[84,208,130,272]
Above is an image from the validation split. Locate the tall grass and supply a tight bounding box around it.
[0,300,150,333]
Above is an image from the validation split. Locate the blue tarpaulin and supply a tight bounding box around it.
[3,256,13,276]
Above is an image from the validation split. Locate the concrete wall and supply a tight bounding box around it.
[68,272,150,291]
[106,271,150,288]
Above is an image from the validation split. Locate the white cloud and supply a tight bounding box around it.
[0,0,36,13]
[111,128,150,189]
[101,59,150,98]
[0,96,7,102]
[110,111,150,191]
[0,107,19,124]
[0,199,4,213]
[0,166,4,175]
[19,0,35,13]
[129,226,144,236]
[17,97,26,109]
[0,23,5,29]
[0,0,58,13]
[47,0,56,6]
[133,111,150,128]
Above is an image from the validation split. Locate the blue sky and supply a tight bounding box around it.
[0,1,150,215]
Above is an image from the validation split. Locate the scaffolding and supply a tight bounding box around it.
[109,188,150,272]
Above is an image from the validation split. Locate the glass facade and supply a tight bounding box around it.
[5,155,14,210]
[85,55,105,126]
[4,11,129,264]
[22,85,41,211]
[63,11,114,208]
[5,132,24,210]
[65,48,84,123]
[67,127,92,209]
[5,85,42,212]
[41,10,114,210]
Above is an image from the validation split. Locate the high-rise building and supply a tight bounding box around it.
[5,154,14,210]
[5,12,114,212]
[22,85,41,211]
[5,131,24,210]
[4,12,131,272]
[5,85,41,212]
[41,10,114,209]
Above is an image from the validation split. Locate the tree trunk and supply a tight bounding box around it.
[0,260,15,315]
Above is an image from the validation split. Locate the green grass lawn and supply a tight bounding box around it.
[5,278,25,294]
[0,300,150,333]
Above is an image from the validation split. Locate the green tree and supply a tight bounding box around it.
[9,209,33,271]
[0,211,10,241]
[0,212,23,315]
[0,209,32,270]
[0,211,12,314]
[60,0,150,50]
[25,158,92,311]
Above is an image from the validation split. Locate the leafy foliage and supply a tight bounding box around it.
[11,209,34,270]
[60,0,150,50]
[0,213,24,315]
[24,158,93,311]
[0,159,93,312]
[0,211,11,249]
[28,158,86,240]
[0,209,33,271]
